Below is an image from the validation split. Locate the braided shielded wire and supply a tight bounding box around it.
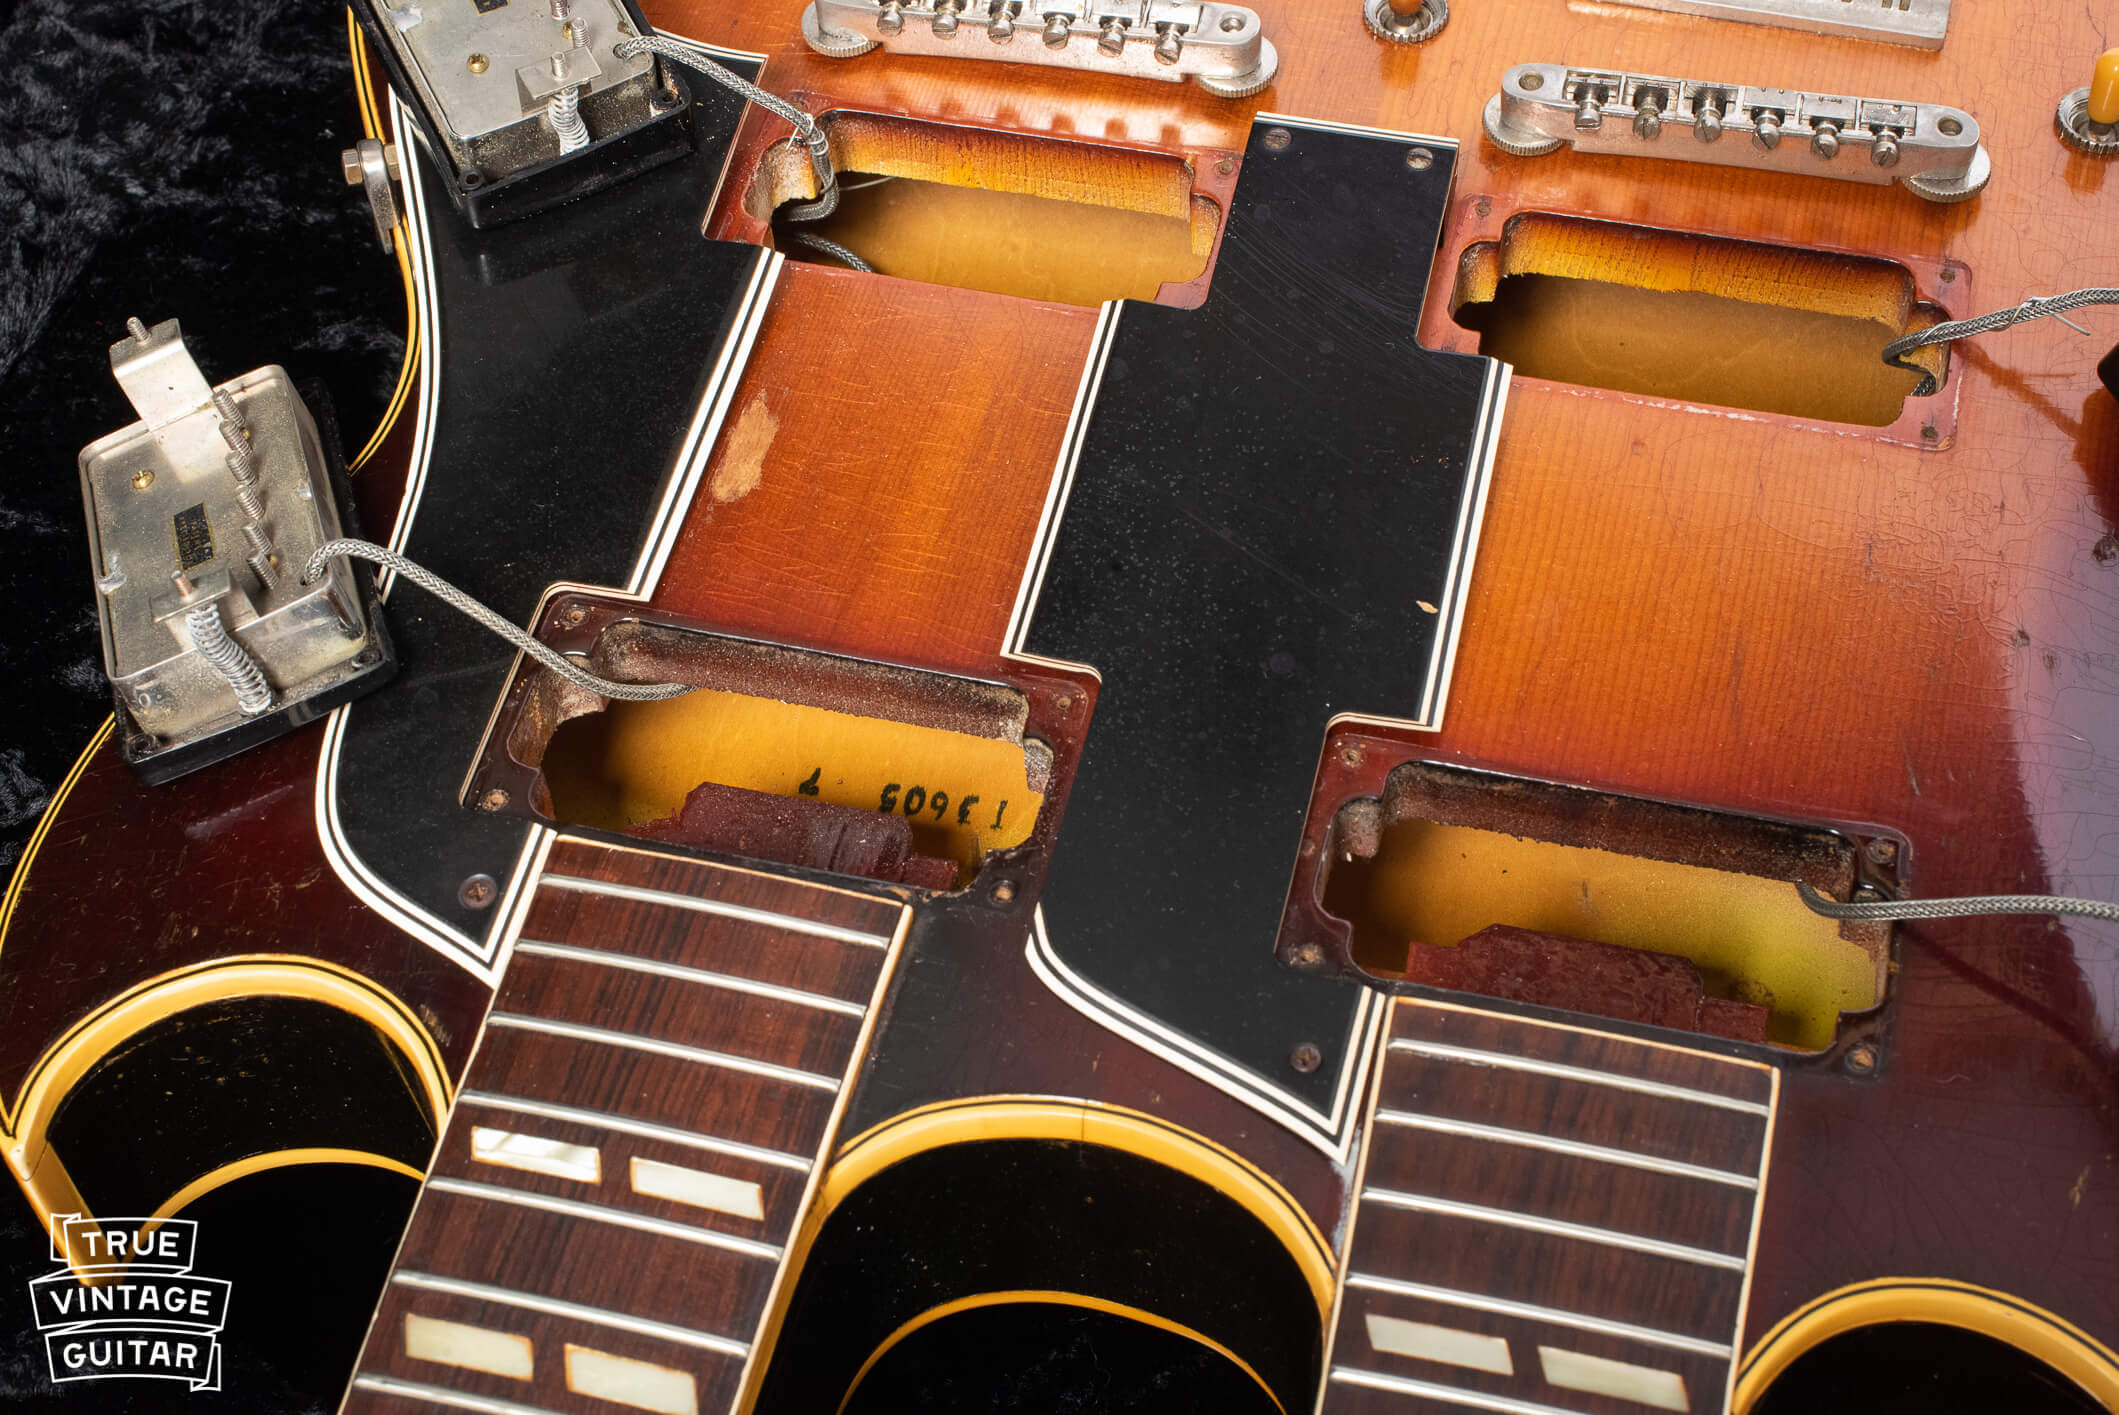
[1798,882,2119,925]
[302,539,694,702]
[1885,287,2119,396]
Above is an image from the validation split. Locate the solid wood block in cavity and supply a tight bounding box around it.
[1323,999,1777,1415]
[345,842,907,1415]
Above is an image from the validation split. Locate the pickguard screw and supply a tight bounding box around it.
[2091,532,2117,564]
[1865,838,1899,867]
[992,880,1018,903]
[1263,127,1291,152]
[1291,941,1325,967]
[1215,155,1235,175]
[1054,692,1075,712]
[459,874,497,909]
[1339,744,1366,768]
[1475,196,1492,217]
[1921,423,1939,442]
[1940,267,1956,283]
[1289,1042,1322,1073]
[1406,146,1433,170]
[467,53,489,73]
[560,604,587,628]
[480,787,511,811]
[1844,1043,1879,1076]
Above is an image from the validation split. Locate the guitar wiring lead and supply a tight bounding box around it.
[1797,882,2119,924]
[614,34,845,222]
[1884,285,2119,395]
[301,539,695,702]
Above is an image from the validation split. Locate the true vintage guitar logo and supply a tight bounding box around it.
[27,1214,229,1391]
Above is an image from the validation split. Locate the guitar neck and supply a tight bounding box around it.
[342,837,909,1415]
[1322,999,1778,1415]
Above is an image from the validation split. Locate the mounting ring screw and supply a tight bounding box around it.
[1054,692,1075,713]
[1520,72,1544,92]
[1864,837,1899,867]
[1920,423,1939,442]
[993,880,1018,904]
[1219,11,1243,28]
[1263,127,1292,152]
[1475,196,1492,217]
[1339,744,1366,769]
[1940,267,1956,283]
[2094,532,2118,564]
[1844,1043,1879,1076]
[1216,154,1235,175]
[467,52,489,73]
[459,873,497,909]
[1406,146,1434,170]
[1289,1042,1322,1073]
[560,604,588,628]
[479,787,511,812]
[1291,941,1325,967]
[132,469,155,490]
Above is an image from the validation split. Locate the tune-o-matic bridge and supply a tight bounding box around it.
[801,0,1279,97]
[1483,63,1990,203]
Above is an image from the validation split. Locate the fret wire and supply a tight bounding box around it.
[1331,1365,1598,1415]
[352,1374,569,1415]
[539,873,894,947]
[427,1176,784,1260]
[487,1012,842,1091]
[514,938,868,1016]
[1361,1188,1747,1270]
[1386,1037,1771,1115]
[1373,1108,1758,1188]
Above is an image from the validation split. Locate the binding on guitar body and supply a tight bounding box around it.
[4,0,2117,1411]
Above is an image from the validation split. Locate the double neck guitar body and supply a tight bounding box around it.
[4,1,2116,1412]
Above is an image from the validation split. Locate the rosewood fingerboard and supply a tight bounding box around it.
[1323,999,1777,1415]
[341,838,907,1415]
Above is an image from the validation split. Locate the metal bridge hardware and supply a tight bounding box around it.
[1598,0,1950,51]
[340,139,404,253]
[801,0,1278,97]
[1483,64,1990,204]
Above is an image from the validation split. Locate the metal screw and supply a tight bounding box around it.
[1844,1043,1879,1076]
[1920,423,1939,442]
[467,52,489,73]
[1339,744,1366,769]
[1097,16,1126,53]
[1940,266,1956,284]
[1290,942,1325,967]
[1753,110,1783,150]
[1215,155,1235,175]
[1938,117,1962,136]
[1289,1043,1322,1073]
[993,880,1018,904]
[459,874,498,909]
[560,604,588,628]
[1263,127,1291,152]
[2092,532,2117,565]
[1520,72,1544,92]
[1219,11,1242,29]
[1810,120,1841,159]
[1870,130,1900,168]
[1694,94,1723,143]
[1406,146,1433,170]
[1865,837,1899,867]
[1041,11,1069,45]
[1054,692,1075,713]
[132,469,155,490]
[1633,94,1664,140]
[479,787,511,811]
[1475,196,1491,217]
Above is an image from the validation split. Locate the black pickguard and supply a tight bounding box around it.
[1020,119,1505,1122]
[329,58,765,955]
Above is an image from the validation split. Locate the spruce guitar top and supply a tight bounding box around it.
[4,0,2117,1412]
